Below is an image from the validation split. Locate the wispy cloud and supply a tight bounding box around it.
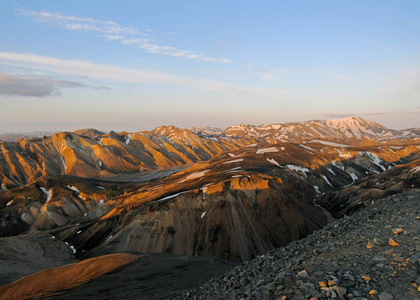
[0,72,111,97]
[324,112,384,118]
[323,113,353,118]
[15,9,232,64]
[400,111,420,115]
[0,52,288,97]
[360,112,384,116]
[249,64,291,80]
[327,73,352,80]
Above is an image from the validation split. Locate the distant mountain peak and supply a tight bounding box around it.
[223,116,399,140]
[152,125,183,136]
[186,127,223,136]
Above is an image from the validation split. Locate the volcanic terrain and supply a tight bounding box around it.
[0,116,419,299]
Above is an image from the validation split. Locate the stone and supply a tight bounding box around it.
[369,289,378,295]
[378,291,394,300]
[266,282,276,291]
[297,270,309,278]
[392,228,404,235]
[328,279,339,286]
[409,255,419,264]
[373,238,386,246]
[313,271,324,277]
[373,255,386,261]
[331,286,347,297]
[361,275,371,283]
[366,240,374,249]
[320,287,331,297]
[388,238,399,246]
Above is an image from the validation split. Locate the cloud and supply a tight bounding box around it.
[323,113,353,118]
[400,111,420,115]
[323,112,384,118]
[0,52,288,97]
[327,73,352,80]
[0,72,111,97]
[249,64,291,80]
[360,112,384,116]
[15,9,232,64]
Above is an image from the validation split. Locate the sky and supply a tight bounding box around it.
[0,0,419,134]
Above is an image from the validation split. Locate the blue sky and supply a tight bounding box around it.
[0,0,419,133]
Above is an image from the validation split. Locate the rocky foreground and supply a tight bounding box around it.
[175,189,420,300]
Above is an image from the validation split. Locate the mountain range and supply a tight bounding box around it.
[0,116,419,297]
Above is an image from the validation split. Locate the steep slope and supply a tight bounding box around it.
[319,151,420,218]
[177,189,420,299]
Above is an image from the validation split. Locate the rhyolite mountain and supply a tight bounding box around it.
[1,137,419,261]
[0,126,260,189]
[224,116,419,141]
[1,116,419,190]
[0,116,419,262]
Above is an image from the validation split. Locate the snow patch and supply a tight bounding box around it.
[412,166,420,173]
[40,187,52,202]
[286,165,310,177]
[363,152,386,171]
[98,199,104,205]
[327,168,336,175]
[70,245,76,254]
[60,155,66,171]
[266,158,280,166]
[321,175,333,187]
[349,173,358,181]
[99,160,103,167]
[228,153,236,157]
[77,230,82,234]
[6,200,13,206]
[201,211,207,218]
[67,185,80,193]
[97,186,105,190]
[256,147,279,154]
[299,144,313,151]
[223,158,244,164]
[225,167,242,172]
[125,134,132,145]
[336,148,352,159]
[313,186,320,194]
[106,235,113,241]
[151,191,189,204]
[179,170,210,183]
[312,140,350,147]
[246,144,257,147]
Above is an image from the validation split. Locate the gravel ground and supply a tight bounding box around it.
[176,189,420,300]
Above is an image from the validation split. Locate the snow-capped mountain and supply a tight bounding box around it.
[223,117,414,141]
